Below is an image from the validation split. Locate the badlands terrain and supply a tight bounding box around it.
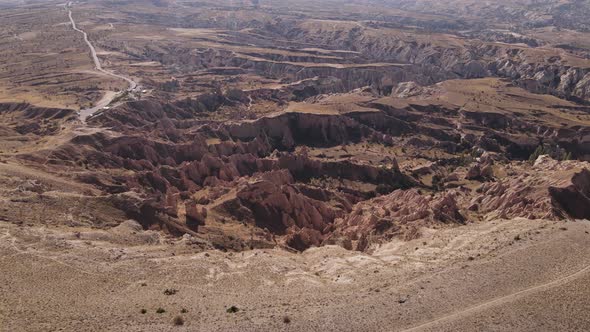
[2,0,590,330]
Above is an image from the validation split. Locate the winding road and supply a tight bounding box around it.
[66,2,137,122]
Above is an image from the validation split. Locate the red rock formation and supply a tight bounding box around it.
[549,169,590,219]
[185,199,207,229]
[235,179,339,236]
[13,98,590,252]
[330,188,466,250]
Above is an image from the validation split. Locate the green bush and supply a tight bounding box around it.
[528,144,572,162]
[226,306,239,313]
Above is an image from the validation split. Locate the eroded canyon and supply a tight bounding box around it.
[2,0,590,331]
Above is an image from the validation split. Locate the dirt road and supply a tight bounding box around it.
[400,260,590,331]
[66,2,137,122]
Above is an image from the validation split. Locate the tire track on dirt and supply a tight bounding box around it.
[399,261,590,332]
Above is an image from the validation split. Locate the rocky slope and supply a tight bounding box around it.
[5,74,590,252]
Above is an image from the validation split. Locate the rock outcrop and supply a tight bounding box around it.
[8,71,590,253]
[549,169,590,219]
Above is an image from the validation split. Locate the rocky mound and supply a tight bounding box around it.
[0,103,76,136]
[327,155,590,251]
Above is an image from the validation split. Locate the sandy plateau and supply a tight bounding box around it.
[2,216,590,331]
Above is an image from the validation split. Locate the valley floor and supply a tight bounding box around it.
[1,217,589,331]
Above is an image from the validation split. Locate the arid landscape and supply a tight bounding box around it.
[1,0,590,331]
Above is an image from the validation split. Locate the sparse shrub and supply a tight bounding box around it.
[156,307,166,314]
[431,174,444,191]
[224,88,246,102]
[164,288,178,295]
[528,144,572,163]
[140,309,147,314]
[528,145,547,162]
[161,79,180,92]
[226,306,239,313]
[180,308,188,313]
[172,315,184,326]
[283,316,291,324]
[375,184,393,195]
[458,153,475,166]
